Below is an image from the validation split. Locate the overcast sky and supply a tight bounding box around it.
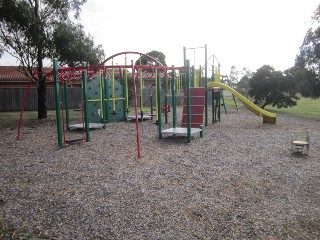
[1,0,319,76]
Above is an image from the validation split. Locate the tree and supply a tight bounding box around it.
[237,75,250,97]
[294,4,320,98]
[248,65,299,109]
[236,67,253,97]
[53,21,105,67]
[228,65,239,87]
[287,66,320,99]
[135,50,167,67]
[0,0,103,119]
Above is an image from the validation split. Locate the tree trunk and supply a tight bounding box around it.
[35,0,47,119]
[37,77,47,119]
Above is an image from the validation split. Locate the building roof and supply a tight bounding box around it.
[0,66,28,81]
[0,66,32,88]
[0,66,171,88]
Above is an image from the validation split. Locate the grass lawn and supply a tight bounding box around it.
[0,110,82,129]
[265,98,320,119]
[223,95,320,120]
[0,111,48,129]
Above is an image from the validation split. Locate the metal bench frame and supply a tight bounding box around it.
[291,130,309,154]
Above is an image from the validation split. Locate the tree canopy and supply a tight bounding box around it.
[53,21,105,67]
[228,65,239,87]
[0,0,104,118]
[135,50,167,67]
[294,4,320,99]
[248,65,299,109]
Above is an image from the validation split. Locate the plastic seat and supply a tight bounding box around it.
[291,130,309,154]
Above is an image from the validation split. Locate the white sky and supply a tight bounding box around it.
[0,0,319,76]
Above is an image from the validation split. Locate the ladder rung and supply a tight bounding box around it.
[181,122,203,124]
[184,96,205,98]
[182,114,203,116]
[182,105,204,107]
[65,138,85,143]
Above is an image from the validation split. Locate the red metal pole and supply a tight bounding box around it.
[132,61,141,158]
[17,78,33,140]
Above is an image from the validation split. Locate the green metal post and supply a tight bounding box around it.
[139,76,143,120]
[63,80,70,130]
[164,71,168,124]
[157,69,162,139]
[171,66,176,128]
[53,59,63,148]
[102,75,108,128]
[82,66,90,142]
[221,90,227,114]
[150,94,153,120]
[186,60,191,143]
[122,69,127,119]
[218,89,221,122]
[105,76,111,123]
[191,66,195,87]
[204,44,208,126]
[200,125,203,138]
[212,90,215,124]
[232,94,239,111]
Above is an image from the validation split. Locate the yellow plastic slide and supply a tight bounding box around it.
[208,82,276,123]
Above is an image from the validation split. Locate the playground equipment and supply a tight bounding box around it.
[159,60,204,143]
[49,57,142,157]
[220,75,239,112]
[206,52,277,123]
[100,52,165,122]
[208,56,237,122]
[207,63,277,124]
[51,51,183,157]
[53,60,91,146]
[208,82,277,123]
[17,44,277,160]
[183,45,208,126]
[211,87,222,123]
[126,57,153,121]
[291,130,309,154]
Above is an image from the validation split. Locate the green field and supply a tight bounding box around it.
[223,95,320,120]
[0,110,82,129]
[0,111,51,129]
[266,98,320,119]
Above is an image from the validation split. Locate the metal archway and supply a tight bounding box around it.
[99,51,164,66]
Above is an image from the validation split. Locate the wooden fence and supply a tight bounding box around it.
[0,88,83,111]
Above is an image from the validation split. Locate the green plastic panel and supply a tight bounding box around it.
[87,76,125,123]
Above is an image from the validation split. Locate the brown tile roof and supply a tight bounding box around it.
[0,66,171,88]
[0,66,56,88]
[0,66,29,81]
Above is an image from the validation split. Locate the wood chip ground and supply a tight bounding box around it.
[1,110,320,239]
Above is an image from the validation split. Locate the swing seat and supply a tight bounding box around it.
[291,130,309,154]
